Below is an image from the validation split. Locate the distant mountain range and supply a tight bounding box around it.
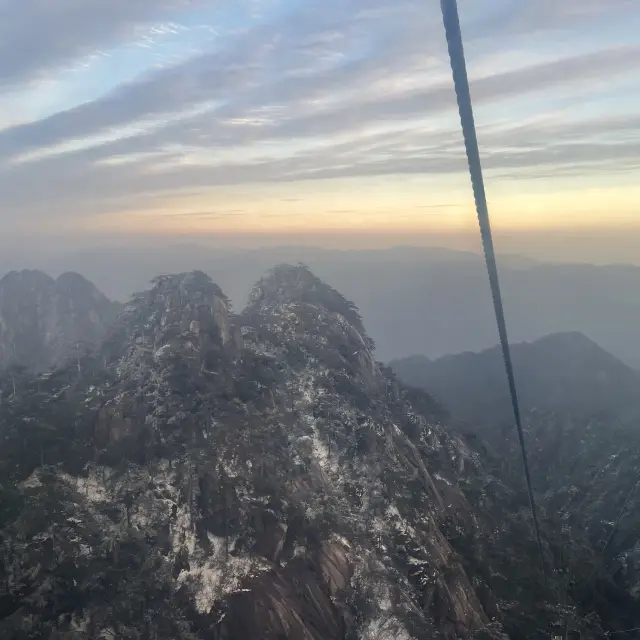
[389,331,640,428]
[11,243,640,368]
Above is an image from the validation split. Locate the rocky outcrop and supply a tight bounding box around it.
[0,266,636,639]
[0,269,120,371]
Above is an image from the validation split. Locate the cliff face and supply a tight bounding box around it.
[0,269,121,372]
[0,266,635,640]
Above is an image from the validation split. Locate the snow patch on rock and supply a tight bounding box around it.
[176,532,270,613]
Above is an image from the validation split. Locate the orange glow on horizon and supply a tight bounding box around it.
[59,172,640,237]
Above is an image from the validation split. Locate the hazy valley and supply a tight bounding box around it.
[10,244,640,368]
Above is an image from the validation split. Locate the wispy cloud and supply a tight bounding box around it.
[0,1,217,87]
[0,0,639,235]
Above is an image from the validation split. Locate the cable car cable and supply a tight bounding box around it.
[438,0,547,580]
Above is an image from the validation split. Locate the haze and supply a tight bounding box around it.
[2,0,640,367]
[0,0,639,264]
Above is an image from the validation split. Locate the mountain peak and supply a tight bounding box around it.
[148,270,227,300]
[391,331,640,427]
[1,268,54,289]
[531,330,602,351]
[247,263,369,339]
[0,269,119,371]
[56,270,92,284]
[114,271,234,359]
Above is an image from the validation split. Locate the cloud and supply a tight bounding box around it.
[0,0,435,161]
[0,0,639,234]
[493,0,639,36]
[153,209,247,219]
[0,0,219,87]
[2,114,638,224]
[4,45,638,174]
[8,40,640,162]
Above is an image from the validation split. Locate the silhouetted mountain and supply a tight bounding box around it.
[1,269,637,639]
[390,332,640,427]
[38,244,640,368]
[0,270,121,371]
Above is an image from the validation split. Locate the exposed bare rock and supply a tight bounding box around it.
[0,266,636,640]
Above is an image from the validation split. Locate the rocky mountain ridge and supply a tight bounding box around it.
[0,269,121,372]
[34,244,640,367]
[390,332,640,428]
[0,267,637,639]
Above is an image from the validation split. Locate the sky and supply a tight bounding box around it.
[1,0,640,261]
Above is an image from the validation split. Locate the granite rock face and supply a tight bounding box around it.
[0,266,637,639]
